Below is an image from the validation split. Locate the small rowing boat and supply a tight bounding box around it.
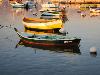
[22,17,63,30]
[14,28,81,48]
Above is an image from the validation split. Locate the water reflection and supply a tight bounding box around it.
[12,8,23,13]
[60,7,69,23]
[90,12,100,17]
[90,47,97,57]
[15,39,81,55]
[90,52,97,57]
[24,28,63,35]
[0,1,2,5]
[11,8,25,16]
[81,11,86,18]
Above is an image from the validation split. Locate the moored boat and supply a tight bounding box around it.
[41,2,59,8]
[39,2,59,12]
[41,12,60,16]
[22,17,63,30]
[10,2,25,8]
[16,39,81,54]
[80,4,97,8]
[14,28,81,48]
[39,8,57,12]
[79,4,97,11]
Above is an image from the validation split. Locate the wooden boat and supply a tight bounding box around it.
[39,8,57,12]
[10,2,25,8]
[40,15,60,20]
[80,4,97,11]
[22,17,63,30]
[39,2,59,12]
[41,2,59,8]
[16,39,81,54]
[41,12,60,16]
[23,17,52,23]
[80,4,97,8]
[14,28,81,48]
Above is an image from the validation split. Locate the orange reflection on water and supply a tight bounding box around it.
[24,29,54,35]
[0,0,2,5]
[90,12,100,17]
[11,8,26,16]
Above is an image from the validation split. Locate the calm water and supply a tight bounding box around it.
[0,2,100,75]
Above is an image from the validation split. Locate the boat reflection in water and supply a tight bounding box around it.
[0,0,2,5]
[24,28,63,35]
[15,26,81,54]
[16,39,81,54]
[90,12,100,17]
[90,52,97,57]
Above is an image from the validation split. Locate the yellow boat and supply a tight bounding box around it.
[22,17,63,30]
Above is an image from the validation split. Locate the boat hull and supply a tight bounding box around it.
[14,28,81,48]
[20,38,80,48]
[16,39,81,54]
[23,17,63,30]
[10,2,25,8]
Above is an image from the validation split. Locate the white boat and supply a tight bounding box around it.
[41,12,60,16]
[42,2,59,8]
[10,2,25,8]
[39,2,59,12]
